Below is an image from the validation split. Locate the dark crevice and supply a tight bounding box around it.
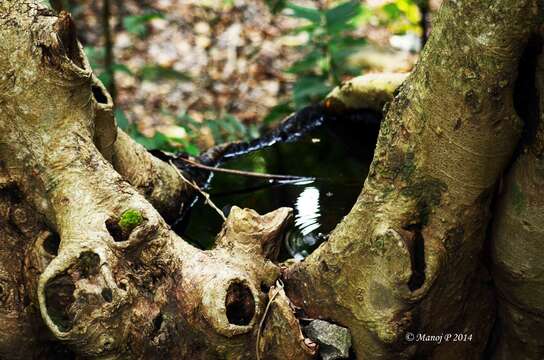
[45,274,75,332]
[405,224,426,291]
[42,341,76,360]
[55,11,84,68]
[225,282,255,326]
[77,251,100,278]
[513,33,542,148]
[101,288,113,302]
[0,183,23,203]
[92,85,108,104]
[152,312,163,334]
[106,218,128,242]
[260,282,270,294]
[408,230,426,291]
[43,232,60,256]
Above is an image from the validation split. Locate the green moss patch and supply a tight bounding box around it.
[118,209,144,233]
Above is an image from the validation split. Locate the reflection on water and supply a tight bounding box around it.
[286,186,321,260]
[175,113,379,260]
[295,186,321,236]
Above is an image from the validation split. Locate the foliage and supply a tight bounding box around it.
[173,112,259,151]
[123,12,165,38]
[263,0,369,124]
[137,65,191,82]
[264,0,287,14]
[376,0,422,35]
[84,0,424,154]
[115,108,258,156]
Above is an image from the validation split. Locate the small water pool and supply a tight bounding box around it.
[174,107,380,260]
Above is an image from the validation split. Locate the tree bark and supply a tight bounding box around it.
[286,0,541,359]
[0,3,309,359]
[490,32,544,360]
[0,0,542,359]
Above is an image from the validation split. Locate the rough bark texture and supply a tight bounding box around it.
[0,3,313,359]
[90,73,190,220]
[286,0,541,359]
[490,34,544,360]
[1,0,543,359]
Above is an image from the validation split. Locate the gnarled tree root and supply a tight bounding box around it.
[490,33,544,360]
[0,3,314,359]
[286,1,541,359]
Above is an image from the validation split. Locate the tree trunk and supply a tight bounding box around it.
[0,0,542,359]
[490,33,544,360]
[286,0,541,359]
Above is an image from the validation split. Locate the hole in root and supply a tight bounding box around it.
[56,12,84,68]
[106,218,127,242]
[153,313,163,333]
[225,282,255,326]
[45,274,75,332]
[260,282,270,294]
[43,232,61,256]
[92,85,108,104]
[407,227,426,291]
[101,288,113,302]
[77,251,100,278]
[513,34,542,147]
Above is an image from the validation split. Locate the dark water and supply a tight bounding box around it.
[175,108,380,260]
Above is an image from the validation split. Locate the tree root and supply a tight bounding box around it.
[0,3,313,358]
[285,1,541,358]
[490,33,544,360]
[89,73,191,221]
[324,72,408,112]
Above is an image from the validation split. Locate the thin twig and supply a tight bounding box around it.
[256,279,284,360]
[177,157,314,182]
[169,160,226,221]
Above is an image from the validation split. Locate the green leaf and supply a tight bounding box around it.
[84,46,105,70]
[293,76,333,107]
[223,114,246,136]
[263,102,294,125]
[123,12,164,37]
[133,131,175,151]
[98,72,112,87]
[138,65,191,81]
[286,50,324,74]
[285,2,322,24]
[329,36,367,61]
[265,0,287,14]
[40,0,52,8]
[204,120,222,144]
[396,0,421,24]
[325,0,362,33]
[167,137,201,156]
[114,108,129,131]
[290,23,319,35]
[118,209,143,233]
[330,36,367,48]
[111,63,133,75]
[175,112,201,130]
[382,3,402,20]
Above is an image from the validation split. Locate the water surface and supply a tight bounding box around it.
[176,109,379,259]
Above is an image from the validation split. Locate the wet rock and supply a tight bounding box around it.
[304,319,352,360]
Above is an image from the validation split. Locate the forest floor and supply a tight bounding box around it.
[71,0,423,148]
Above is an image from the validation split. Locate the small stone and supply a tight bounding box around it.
[304,320,352,360]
